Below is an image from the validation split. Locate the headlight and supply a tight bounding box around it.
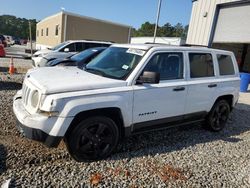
[31,90,39,108]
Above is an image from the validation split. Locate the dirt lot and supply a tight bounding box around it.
[0,57,32,74]
[0,68,250,187]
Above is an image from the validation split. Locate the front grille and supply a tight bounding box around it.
[22,83,32,106]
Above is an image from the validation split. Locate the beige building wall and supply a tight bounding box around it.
[36,12,64,48]
[36,11,131,49]
[187,0,240,46]
[64,14,130,43]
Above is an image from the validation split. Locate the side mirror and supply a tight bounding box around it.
[137,71,160,84]
[64,48,69,52]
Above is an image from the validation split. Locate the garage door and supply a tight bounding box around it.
[213,3,250,43]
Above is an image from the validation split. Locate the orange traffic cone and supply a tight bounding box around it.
[9,57,15,75]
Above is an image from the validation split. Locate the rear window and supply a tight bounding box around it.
[189,53,214,78]
[217,54,235,75]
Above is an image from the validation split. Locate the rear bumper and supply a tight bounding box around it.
[16,117,62,147]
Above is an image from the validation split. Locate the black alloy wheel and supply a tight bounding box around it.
[66,116,119,162]
[206,100,230,132]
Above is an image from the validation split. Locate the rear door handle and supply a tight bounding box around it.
[208,84,217,88]
[173,86,185,91]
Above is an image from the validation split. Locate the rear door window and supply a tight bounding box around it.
[61,43,75,52]
[217,54,235,75]
[189,53,214,78]
[101,43,111,47]
[76,42,84,52]
[85,43,110,49]
[81,43,94,50]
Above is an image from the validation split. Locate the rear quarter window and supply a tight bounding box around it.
[217,54,235,75]
[189,53,214,78]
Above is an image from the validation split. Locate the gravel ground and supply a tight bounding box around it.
[5,45,30,59]
[0,57,32,74]
[0,74,250,187]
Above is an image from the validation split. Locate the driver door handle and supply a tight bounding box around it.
[173,86,185,92]
[208,84,217,88]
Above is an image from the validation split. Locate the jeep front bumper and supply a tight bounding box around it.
[13,93,73,147]
[15,117,62,147]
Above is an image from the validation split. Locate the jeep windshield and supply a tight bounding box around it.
[85,47,145,80]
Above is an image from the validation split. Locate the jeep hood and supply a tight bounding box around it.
[43,52,73,60]
[26,67,127,94]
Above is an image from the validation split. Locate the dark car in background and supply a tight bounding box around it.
[13,37,21,45]
[0,35,7,47]
[46,47,107,68]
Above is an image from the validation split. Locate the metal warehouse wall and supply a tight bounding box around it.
[187,0,240,46]
[64,13,131,43]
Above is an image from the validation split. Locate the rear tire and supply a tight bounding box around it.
[205,100,230,132]
[65,116,119,162]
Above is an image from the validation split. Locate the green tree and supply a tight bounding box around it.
[173,23,184,37]
[0,15,37,40]
[131,21,188,38]
[182,25,189,39]
[158,23,174,37]
[131,28,139,37]
[136,22,155,37]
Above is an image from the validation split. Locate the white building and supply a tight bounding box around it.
[131,37,185,46]
[187,0,250,72]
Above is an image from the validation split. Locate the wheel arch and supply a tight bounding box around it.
[65,107,125,138]
[214,94,234,111]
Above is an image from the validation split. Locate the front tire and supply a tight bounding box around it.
[205,100,230,132]
[65,116,119,162]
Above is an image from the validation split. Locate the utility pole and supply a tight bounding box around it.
[153,0,162,43]
[29,21,33,57]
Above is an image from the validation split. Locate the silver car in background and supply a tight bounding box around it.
[32,40,112,67]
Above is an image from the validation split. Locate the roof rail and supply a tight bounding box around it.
[181,44,209,48]
[144,42,171,45]
[81,39,114,43]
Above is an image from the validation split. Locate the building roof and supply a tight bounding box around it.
[37,11,132,29]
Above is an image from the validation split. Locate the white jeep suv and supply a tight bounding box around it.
[13,44,240,161]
